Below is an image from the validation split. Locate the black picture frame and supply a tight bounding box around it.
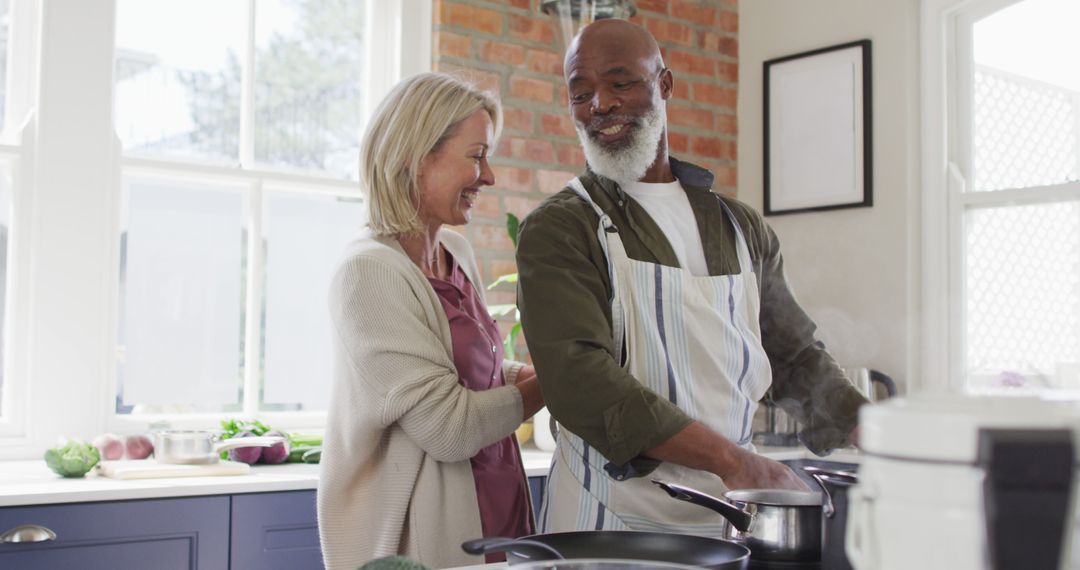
[763,40,872,216]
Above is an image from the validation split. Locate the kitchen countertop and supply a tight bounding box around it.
[0,445,859,508]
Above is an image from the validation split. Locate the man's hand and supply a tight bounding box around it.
[721,447,811,491]
[847,426,861,448]
[644,421,810,491]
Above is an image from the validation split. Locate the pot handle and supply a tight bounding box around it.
[803,466,857,519]
[461,538,565,560]
[213,436,284,454]
[651,479,753,532]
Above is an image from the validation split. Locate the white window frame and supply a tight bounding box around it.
[0,0,39,446]
[0,0,430,458]
[920,0,1080,393]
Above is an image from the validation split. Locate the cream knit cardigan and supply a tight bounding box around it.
[318,227,526,570]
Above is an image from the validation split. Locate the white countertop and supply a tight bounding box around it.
[0,445,859,508]
[0,461,321,507]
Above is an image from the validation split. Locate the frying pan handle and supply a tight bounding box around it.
[461,538,565,560]
[651,479,753,532]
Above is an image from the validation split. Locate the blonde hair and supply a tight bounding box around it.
[360,72,503,236]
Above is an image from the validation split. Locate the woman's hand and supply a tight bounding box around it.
[513,365,545,420]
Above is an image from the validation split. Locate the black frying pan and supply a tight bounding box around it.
[462,530,750,569]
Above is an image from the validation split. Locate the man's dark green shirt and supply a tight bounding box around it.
[515,158,867,475]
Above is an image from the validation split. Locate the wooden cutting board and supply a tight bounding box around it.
[98,459,251,479]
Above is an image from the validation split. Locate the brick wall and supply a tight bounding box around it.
[432,0,739,352]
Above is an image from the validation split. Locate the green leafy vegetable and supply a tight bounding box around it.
[44,440,101,478]
[358,555,430,570]
[220,418,271,438]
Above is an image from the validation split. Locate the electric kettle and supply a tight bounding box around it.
[841,368,897,401]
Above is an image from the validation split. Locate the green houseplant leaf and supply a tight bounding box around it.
[487,213,526,360]
[506,212,520,247]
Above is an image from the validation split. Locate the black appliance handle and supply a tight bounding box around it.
[461,537,565,560]
[868,369,897,398]
[978,428,1074,570]
[652,479,753,532]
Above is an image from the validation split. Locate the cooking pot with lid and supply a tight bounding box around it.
[847,394,1080,570]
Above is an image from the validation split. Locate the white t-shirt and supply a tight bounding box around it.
[620,179,709,276]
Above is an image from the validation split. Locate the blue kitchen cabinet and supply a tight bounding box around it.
[0,495,230,569]
[0,490,325,569]
[230,490,323,570]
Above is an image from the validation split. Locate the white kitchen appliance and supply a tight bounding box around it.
[847,394,1080,570]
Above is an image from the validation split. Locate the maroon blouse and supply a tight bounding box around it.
[427,252,534,555]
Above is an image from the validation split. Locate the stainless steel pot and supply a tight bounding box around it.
[153,430,283,465]
[653,480,822,562]
[804,466,858,570]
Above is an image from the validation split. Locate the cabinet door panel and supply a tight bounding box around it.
[230,490,323,570]
[0,496,230,570]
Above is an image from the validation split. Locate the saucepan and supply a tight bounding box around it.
[653,468,859,564]
[462,530,750,569]
[153,430,283,465]
[653,479,823,562]
[803,466,859,570]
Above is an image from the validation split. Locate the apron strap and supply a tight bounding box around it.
[566,178,625,367]
[715,196,755,276]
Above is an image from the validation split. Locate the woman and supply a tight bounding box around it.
[317,72,545,570]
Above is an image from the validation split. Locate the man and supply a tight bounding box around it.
[515,19,868,533]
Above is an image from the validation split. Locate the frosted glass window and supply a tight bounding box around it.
[117,181,246,412]
[261,190,363,410]
[972,0,1080,192]
[254,0,365,180]
[965,201,1080,388]
[114,0,245,162]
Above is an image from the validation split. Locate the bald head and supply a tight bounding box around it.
[565,19,665,78]
[562,19,675,184]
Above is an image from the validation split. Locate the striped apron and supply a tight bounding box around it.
[539,178,772,536]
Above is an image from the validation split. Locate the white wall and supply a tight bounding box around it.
[738,0,921,392]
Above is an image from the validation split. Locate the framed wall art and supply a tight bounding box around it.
[763,40,872,216]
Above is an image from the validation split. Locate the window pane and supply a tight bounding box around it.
[965,201,1080,389]
[114,0,246,162]
[0,0,10,132]
[972,0,1080,192]
[0,162,10,415]
[117,180,246,413]
[260,190,363,410]
[253,0,365,180]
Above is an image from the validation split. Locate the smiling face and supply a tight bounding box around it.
[565,20,673,183]
[415,109,496,231]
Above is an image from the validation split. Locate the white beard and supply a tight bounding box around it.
[575,102,666,186]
